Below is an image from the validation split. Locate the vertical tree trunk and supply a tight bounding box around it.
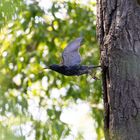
[97,0,140,140]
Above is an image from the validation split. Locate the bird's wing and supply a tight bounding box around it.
[62,37,83,67]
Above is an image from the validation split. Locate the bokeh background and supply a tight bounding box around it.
[0,0,104,140]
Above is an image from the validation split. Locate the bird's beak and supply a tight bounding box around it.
[43,66,49,69]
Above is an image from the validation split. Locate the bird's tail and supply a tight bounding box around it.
[88,65,101,69]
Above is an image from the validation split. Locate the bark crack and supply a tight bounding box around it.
[102,65,110,140]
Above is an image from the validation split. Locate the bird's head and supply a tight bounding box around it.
[45,64,66,75]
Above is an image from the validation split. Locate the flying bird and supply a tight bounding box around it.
[45,37,100,76]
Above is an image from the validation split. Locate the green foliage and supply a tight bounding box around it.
[0,0,103,140]
[0,0,22,28]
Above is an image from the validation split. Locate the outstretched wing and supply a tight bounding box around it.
[62,37,83,66]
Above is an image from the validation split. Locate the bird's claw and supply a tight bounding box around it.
[91,75,100,80]
[88,71,100,80]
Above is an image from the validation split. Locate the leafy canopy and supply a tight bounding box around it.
[0,0,103,140]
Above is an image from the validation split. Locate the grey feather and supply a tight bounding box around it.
[62,37,83,66]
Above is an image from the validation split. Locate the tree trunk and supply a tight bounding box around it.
[97,0,140,140]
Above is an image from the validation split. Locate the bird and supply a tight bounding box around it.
[45,37,101,76]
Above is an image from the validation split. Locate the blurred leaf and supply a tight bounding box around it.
[0,0,103,140]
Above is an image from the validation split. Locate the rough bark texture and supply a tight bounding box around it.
[97,0,140,140]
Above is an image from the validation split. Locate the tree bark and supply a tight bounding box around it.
[97,0,140,140]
